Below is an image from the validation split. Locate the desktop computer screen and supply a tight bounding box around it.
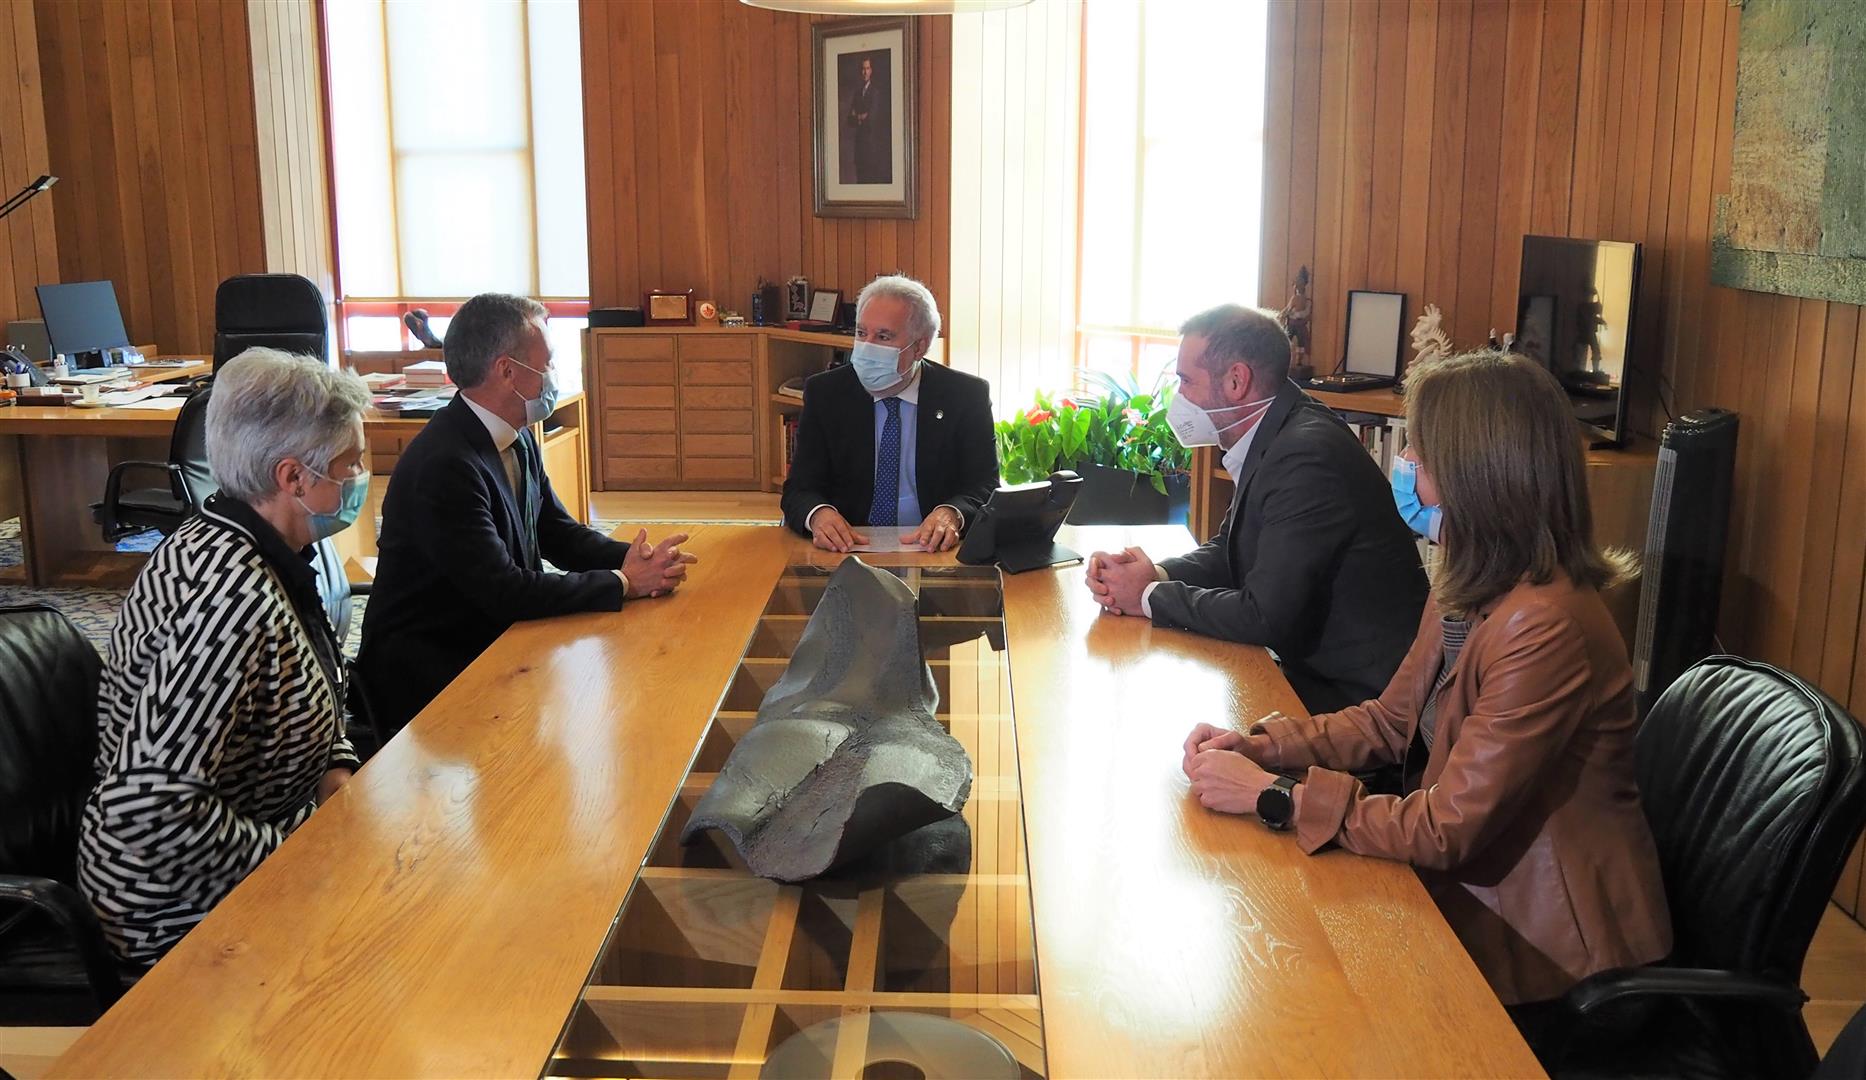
[36,280,131,369]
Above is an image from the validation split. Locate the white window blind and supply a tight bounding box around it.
[324,0,588,307]
[1077,0,1269,385]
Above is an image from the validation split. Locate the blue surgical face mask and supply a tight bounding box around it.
[510,358,559,425]
[297,465,370,542]
[1390,456,1443,543]
[850,339,911,394]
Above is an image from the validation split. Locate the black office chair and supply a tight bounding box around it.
[1549,656,1866,1079]
[91,386,215,541]
[213,272,329,371]
[0,605,128,1024]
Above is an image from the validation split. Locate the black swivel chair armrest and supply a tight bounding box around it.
[103,459,187,503]
[1565,965,1809,1016]
[0,872,126,1010]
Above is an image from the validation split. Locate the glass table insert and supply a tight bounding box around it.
[545,563,1044,1079]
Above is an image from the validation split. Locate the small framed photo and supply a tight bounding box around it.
[813,17,916,219]
[808,289,842,324]
[643,289,694,326]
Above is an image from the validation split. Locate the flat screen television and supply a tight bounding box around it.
[1514,235,1641,446]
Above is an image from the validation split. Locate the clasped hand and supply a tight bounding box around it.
[1084,546,1157,617]
[1180,719,1283,816]
[621,529,701,598]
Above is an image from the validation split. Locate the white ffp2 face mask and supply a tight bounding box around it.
[1166,390,1274,448]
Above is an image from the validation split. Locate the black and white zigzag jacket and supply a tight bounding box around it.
[77,495,358,965]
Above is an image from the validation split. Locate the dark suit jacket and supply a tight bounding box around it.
[1149,381,1428,714]
[780,361,1000,536]
[356,395,629,737]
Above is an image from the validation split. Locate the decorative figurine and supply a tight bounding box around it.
[1279,266,1314,382]
[1410,304,1455,372]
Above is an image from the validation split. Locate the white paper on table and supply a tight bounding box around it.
[849,534,931,553]
[123,397,187,411]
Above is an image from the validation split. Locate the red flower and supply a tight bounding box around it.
[1060,398,1078,410]
[1026,408,1054,425]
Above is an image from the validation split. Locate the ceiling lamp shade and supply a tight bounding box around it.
[740,0,1031,13]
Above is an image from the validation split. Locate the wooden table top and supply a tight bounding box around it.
[50,523,1540,1079]
[0,371,582,437]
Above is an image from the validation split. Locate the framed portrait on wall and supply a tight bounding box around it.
[813,17,917,219]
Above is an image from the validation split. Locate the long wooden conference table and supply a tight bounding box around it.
[47,523,1542,1078]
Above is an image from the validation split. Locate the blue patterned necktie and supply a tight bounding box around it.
[871,397,902,527]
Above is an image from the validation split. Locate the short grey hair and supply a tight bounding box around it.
[856,274,942,342]
[444,292,548,388]
[207,348,370,503]
[1180,304,1291,383]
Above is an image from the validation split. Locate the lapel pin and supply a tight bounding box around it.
[935,409,945,420]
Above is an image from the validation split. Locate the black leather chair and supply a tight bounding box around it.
[92,386,215,541]
[213,272,329,371]
[0,605,127,1024]
[1549,656,1866,1079]
[1813,1001,1866,1079]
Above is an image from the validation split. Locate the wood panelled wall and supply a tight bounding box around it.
[580,0,950,326]
[34,0,268,355]
[247,0,335,305]
[1260,0,1866,916]
[0,0,58,326]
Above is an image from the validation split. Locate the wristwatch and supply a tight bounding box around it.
[1257,775,1299,831]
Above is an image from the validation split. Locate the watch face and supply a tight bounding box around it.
[1257,780,1296,829]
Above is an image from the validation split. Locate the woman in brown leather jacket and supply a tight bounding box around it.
[1179,349,1671,1040]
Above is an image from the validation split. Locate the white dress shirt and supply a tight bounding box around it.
[462,393,522,493]
[1140,419,1264,617]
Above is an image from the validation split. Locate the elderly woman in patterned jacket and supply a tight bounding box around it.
[78,348,371,965]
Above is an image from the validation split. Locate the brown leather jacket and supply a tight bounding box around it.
[1250,576,1672,1004]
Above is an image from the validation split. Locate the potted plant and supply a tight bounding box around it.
[995,372,1193,525]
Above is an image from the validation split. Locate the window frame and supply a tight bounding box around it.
[318,0,587,356]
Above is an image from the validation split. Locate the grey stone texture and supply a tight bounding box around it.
[680,558,973,881]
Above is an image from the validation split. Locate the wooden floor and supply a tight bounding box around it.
[590,489,782,524]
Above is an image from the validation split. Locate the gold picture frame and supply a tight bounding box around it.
[812,17,917,219]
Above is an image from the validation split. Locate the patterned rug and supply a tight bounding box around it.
[0,517,627,659]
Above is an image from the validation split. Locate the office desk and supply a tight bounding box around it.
[0,380,589,587]
[49,523,1540,1079]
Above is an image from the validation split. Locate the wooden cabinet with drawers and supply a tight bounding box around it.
[589,329,762,490]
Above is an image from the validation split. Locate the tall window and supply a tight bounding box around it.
[323,0,588,355]
[1076,0,1269,386]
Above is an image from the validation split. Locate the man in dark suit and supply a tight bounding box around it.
[1086,304,1427,714]
[781,274,999,553]
[844,55,889,184]
[357,293,696,738]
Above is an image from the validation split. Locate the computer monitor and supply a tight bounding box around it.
[1515,235,1640,446]
[36,280,131,370]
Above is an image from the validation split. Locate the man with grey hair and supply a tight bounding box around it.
[1086,303,1426,714]
[359,292,697,738]
[781,273,998,552]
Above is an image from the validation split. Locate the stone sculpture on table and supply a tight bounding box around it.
[680,557,973,882]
